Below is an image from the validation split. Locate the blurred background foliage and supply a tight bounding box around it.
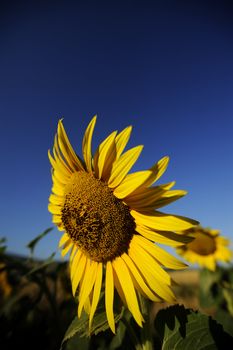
[0,229,233,349]
[0,229,76,350]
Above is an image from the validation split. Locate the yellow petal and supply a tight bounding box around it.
[121,253,161,302]
[204,256,216,271]
[108,145,143,188]
[217,236,229,245]
[53,136,72,174]
[78,261,98,317]
[125,185,171,209]
[112,267,127,306]
[54,130,77,173]
[144,156,170,187]
[70,249,82,280]
[52,172,67,190]
[48,150,70,182]
[49,194,63,205]
[130,237,171,284]
[105,262,115,334]
[58,119,84,171]
[48,203,61,215]
[71,253,87,296]
[51,182,64,196]
[58,232,70,248]
[82,116,96,172]
[216,246,232,261]
[112,257,144,327]
[89,263,103,329]
[123,156,170,197]
[113,170,156,199]
[135,235,187,269]
[115,126,132,159]
[54,133,72,171]
[136,225,193,247]
[52,214,62,225]
[93,131,117,180]
[131,210,198,232]
[129,244,175,302]
[69,245,78,263]
[150,190,187,210]
[61,240,73,257]
[84,297,91,314]
[51,171,65,188]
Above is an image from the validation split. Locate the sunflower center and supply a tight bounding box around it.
[187,232,216,255]
[61,171,135,262]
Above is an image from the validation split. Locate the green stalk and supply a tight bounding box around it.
[121,311,143,350]
[138,294,154,350]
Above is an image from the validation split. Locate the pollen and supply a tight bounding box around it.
[61,171,135,262]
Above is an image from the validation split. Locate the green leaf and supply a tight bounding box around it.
[61,332,90,350]
[26,252,56,276]
[199,268,223,308]
[154,304,233,350]
[0,236,7,254]
[61,312,90,350]
[223,287,233,317]
[61,304,124,349]
[108,321,126,350]
[214,309,233,338]
[26,227,53,256]
[0,237,6,243]
[227,268,233,285]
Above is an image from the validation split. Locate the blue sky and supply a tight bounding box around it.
[1,0,233,259]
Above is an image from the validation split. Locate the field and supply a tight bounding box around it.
[0,252,232,349]
[152,269,200,315]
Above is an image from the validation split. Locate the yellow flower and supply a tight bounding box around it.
[48,116,197,333]
[176,226,232,271]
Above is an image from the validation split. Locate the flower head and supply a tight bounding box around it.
[176,226,232,271]
[48,116,198,333]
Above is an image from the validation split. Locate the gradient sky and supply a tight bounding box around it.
[1,0,233,259]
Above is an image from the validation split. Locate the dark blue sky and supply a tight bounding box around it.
[1,0,233,258]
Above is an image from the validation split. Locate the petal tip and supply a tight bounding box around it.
[91,115,97,123]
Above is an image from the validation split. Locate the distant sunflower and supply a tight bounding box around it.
[48,116,197,333]
[176,226,232,271]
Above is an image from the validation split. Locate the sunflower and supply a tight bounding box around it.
[176,226,232,271]
[48,116,198,333]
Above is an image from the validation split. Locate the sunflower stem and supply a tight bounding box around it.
[121,312,143,350]
[138,294,154,350]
